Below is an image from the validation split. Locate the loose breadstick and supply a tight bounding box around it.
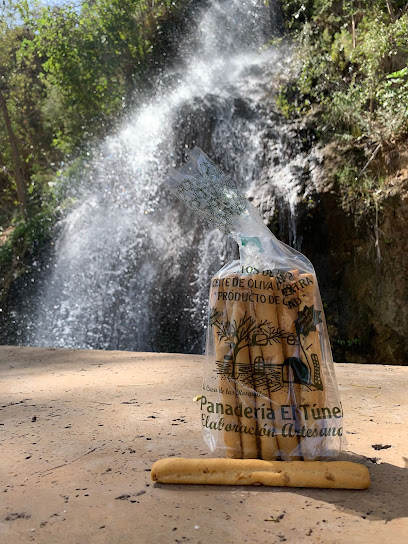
[250,273,301,460]
[151,458,370,489]
[226,280,259,459]
[209,279,242,459]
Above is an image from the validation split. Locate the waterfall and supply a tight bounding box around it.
[24,0,313,353]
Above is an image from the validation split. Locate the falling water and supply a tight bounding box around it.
[22,0,314,353]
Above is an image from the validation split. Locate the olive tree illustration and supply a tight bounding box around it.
[209,307,289,376]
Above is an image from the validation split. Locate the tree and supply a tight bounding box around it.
[0,0,190,226]
[0,87,27,218]
[209,308,289,374]
[0,2,60,223]
[32,0,188,153]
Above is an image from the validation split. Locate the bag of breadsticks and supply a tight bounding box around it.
[167,148,345,461]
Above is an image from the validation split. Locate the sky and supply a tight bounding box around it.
[31,0,74,5]
[1,0,82,25]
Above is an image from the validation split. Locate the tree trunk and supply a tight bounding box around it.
[351,14,356,49]
[0,88,27,219]
[386,0,397,22]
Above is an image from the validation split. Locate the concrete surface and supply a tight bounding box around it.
[0,346,407,544]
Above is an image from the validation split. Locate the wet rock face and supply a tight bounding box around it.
[250,140,408,365]
[358,178,408,365]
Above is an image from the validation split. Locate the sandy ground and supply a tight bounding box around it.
[0,346,407,544]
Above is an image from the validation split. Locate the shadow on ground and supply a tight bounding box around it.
[155,451,408,522]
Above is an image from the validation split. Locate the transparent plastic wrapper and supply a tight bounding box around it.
[167,148,345,460]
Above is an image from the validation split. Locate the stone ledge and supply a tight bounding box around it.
[0,346,407,543]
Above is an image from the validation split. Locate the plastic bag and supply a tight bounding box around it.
[167,148,344,460]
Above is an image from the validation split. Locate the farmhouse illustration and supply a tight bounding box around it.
[210,307,323,392]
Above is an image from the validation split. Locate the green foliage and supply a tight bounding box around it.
[0,0,189,220]
[278,1,408,145]
[0,207,57,295]
[275,83,304,118]
[0,2,60,225]
[0,0,190,290]
[335,163,385,220]
[30,0,187,153]
[334,336,361,348]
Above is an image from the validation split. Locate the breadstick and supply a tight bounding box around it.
[242,275,279,460]
[296,273,327,459]
[151,458,370,489]
[297,273,325,385]
[274,271,305,458]
[248,340,279,460]
[209,278,242,459]
[249,273,301,460]
[226,279,259,458]
[275,270,319,460]
[276,270,324,459]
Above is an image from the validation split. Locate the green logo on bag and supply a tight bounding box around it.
[241,237,264,253]
[295,305,323,337]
